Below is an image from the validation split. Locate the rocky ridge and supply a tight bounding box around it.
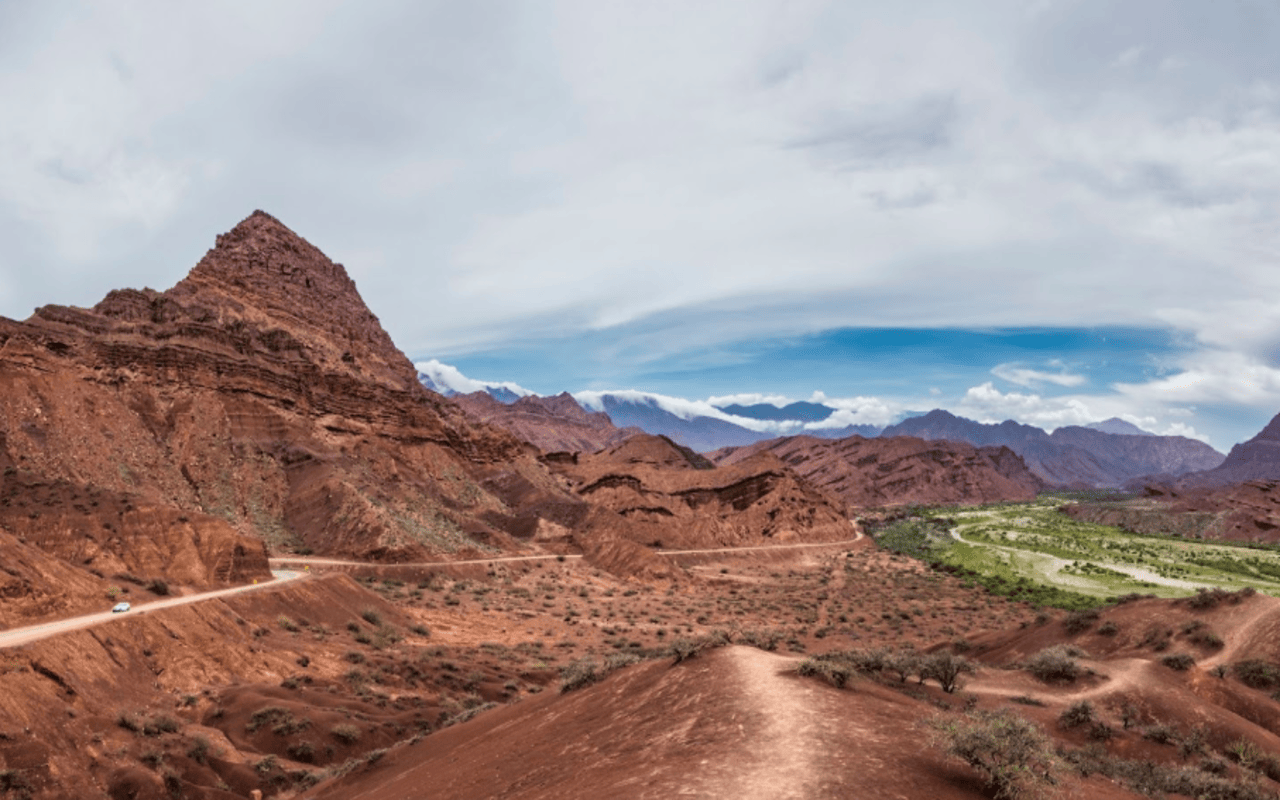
[711,433,1044,508]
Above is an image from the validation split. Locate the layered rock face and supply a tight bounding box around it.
[0,212,542,608]
[545,434,853,549]
[451,391,643,454]
[712,434,1044,508]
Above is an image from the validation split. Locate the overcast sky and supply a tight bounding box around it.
[2,1,1278,448]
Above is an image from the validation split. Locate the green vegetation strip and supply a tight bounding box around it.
[871,501,1280,610]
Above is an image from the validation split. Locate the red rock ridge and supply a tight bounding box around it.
[712,434,1044,507]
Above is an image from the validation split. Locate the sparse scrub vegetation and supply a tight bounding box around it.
[1161,653,1196,671]
[1025,646,1081,683]
[930,708,1059,800]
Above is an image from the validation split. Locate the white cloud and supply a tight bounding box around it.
[706,392,795,408]
[991,362,1087,388]
[804,399,901,429]
[954,381,1213,444]
[1112,350,1280,409]
[414,359,533,398]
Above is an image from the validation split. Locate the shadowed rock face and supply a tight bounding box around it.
[545,434,853,549]
[0,212,545,607]
[711,434,1044,508]
[1187,412,1280,486]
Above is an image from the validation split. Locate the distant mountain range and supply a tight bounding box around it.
[1182,411,1280,486]
[881,409,1224,488]
[417,361,1226,488]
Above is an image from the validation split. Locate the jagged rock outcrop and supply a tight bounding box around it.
[450,391,644,454]
[0,212,547,598]
[545,434,853,549]
[712,434,1043,508]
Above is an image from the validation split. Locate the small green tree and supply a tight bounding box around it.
[930,709,1058,800]
[924,651,977,694]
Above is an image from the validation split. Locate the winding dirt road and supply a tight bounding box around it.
[0,570,305,650]
[269,529,865,571]
[2,527,867,653]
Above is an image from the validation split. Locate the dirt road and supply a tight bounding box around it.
[0,570,305,650]
[270,529,866,571]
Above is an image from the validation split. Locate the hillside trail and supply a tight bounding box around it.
[1200,594,1280,669]
[971,658,1152,706]
[691,647,883,799]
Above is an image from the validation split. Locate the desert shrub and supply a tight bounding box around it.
[930,708,1058,799]
[667,631,730,664]
[1233,660,1280,690]
[1096,621,1119,636]
[0,769,32,796]
[1161,653,1196,671]
[739,628,783,651]
[360,608,383,625]
[186,736,211,765]
[923,651,976,694]
[1200,757,1229,775]
[605,652,642,671]
[287,741,316,763]
[1009,695,1046,707]
[1025,646,1080,683]
[797,657,854,689]
[142,715,179,737]
[277,615,300,632]
[560,659,602,693]
[246,706,308,736]
[1062,609,1099,634]
[1064,747,1271,800]
[844,648,891,673]
[330,724,361,745]
[1191,630,1225,650]
[1143,723,1178,745]
[1187,588,1232,610]
[1180,725,1208,760]
[884,648,920,683]
[1058,700,1095,729]
[1088,722,1114,741]
[146,578,169,596]
[116,713,142,733]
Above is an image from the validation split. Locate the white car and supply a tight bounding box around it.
[111,602,131,613]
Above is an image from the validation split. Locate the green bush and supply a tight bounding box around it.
[923,651,976,694]
[930,708,1058,800]
[1062,609,1099,634]
[330,724,361,745]
[1058,700,1094,729]
[1233,660,1280,689]
[797,657,854,689]
[1025,646,1080,683]
[559,659,602,693]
